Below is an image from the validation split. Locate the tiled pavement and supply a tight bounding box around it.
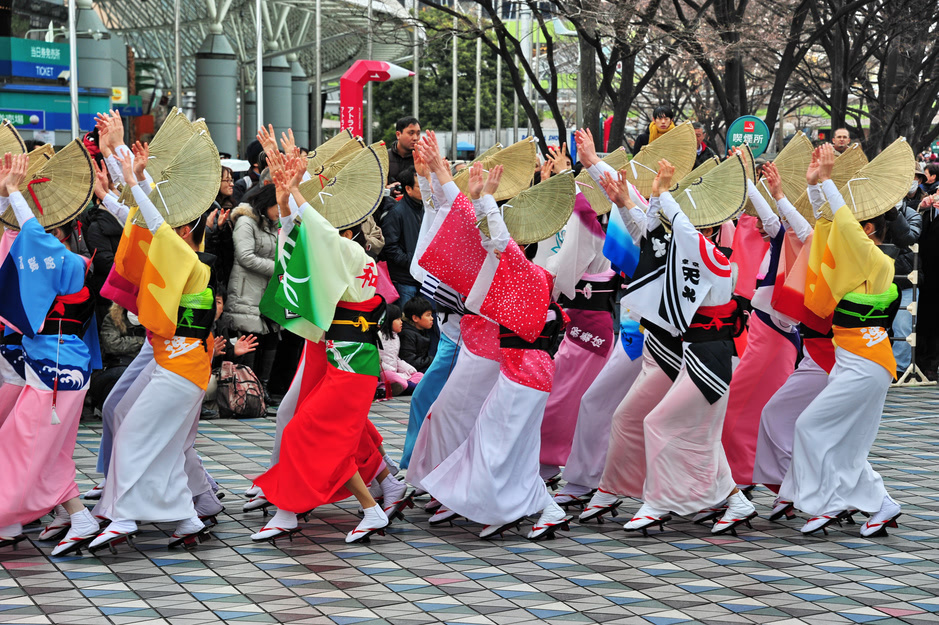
[3,389,939,625]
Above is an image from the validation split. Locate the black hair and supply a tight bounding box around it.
[339,222,368,250]
[652,106,674,120]
[180,214,207,246]
[396,166,417,189]
[404,296,433,322]
[381,303,402,341]
[523,241,539,261]
[216,283,228,303]
[925,163,939,179]
[396,116,420,133]
[249,183,278,224]
[23,139,42,151]
[244,140,263,166]
[860,215,887,242]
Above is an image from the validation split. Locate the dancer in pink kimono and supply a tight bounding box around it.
[0,153,100,551]
[538,191,617,482]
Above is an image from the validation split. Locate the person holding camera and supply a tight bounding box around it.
[381,166,425,306]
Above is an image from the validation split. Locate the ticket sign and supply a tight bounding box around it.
[727,115,771,158]
[0,38,69,81]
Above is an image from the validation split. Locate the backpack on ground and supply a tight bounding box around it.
[216,361,266,418]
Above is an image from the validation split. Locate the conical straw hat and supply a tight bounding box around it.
[453,137,537,201]
[478,171,576,245]
[0,140,94,230]
[26,144,55,178]
[622,122,696,198]
[192,119,211,137]
[816,137,915,222]
[0,119,25,156]
[792,143,867,224]
[147,107,195,180]
[575,147,630,215]
[315,137,366,179]
[669,156,720,196]
[134,130,221,229]
[298,143,389,229]
[306,129,354,175]
[744,132,813,216]
[473,143,502,163]
[668,152,748,228]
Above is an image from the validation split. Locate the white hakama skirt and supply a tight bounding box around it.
[779,347,891,515]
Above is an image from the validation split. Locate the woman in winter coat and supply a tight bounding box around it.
[227,183,280,386]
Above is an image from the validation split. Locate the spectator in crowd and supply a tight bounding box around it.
[832,128,852,153]
[400,296,435,373]
[879,204,921,377]
[919,190,939,381]
[216,166,237,211]
[632,106,674,155]
[381,166,424,306]
[693,122,718,166]
[905,165,927,210]
[204,166,237,287]
[87,303,146,412]
[232,141,266,205]
[379,304,424,396]
[922,163,939,196]
[387,116,421,185]
[227,183,280,392]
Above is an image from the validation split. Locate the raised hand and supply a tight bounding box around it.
[652,159,675,197]
[217,208,230,228]
[467,162,485,200]
[549,143,568,173]
[817,143,835,182]
[574,129,599,167]
[763,162,784,200]
[806,147,821,186]
[234,334,259,357]
[482,164,503,197]
[206,208,219,230]
[109,110,125,142]
[599,170,635,209]
[280,128,297,154]
[257,124,279,156]
[413,148,430,179]
[92,158,110,200]
[5,153,28,195]
[266,148,286,176]
[285,156,306,190]
[539,154,554,182]
[0,153,12,196]
[131,141,149,182]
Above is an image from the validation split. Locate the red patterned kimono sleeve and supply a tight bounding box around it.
[479,241,552,343]
[418,193,487,296]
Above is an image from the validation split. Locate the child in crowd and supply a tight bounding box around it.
[401,296,435,373]
[380,304,424,396]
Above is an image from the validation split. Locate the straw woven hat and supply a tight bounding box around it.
[0,120,25,156]
[453,137,537,201]
[315,137,366,179]
[478,171,576,245]
[744,132,813,216]
[26,144,55,178]
[0,140,94,231]
[473,143,502,163]
[668,152,748,228]
[298,143,389,229]
[306,129,355,175]
[575,147,630,215]
[669,156,720,196]
[816,137,915,222]
[148,108,195,179]
[133,130,221,229]
[792,143,868,224]
[622,122,696,198]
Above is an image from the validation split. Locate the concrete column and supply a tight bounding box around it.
[75,0,111,91]
[244,88,257,150]
[195,27,238,157]
[262,53,292,138]
[290,55,310,149]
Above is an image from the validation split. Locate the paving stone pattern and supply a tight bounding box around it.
[2,388,939,624]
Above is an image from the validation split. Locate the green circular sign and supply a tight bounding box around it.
[727,115,771,158]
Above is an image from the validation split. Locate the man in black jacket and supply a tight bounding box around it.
[387,116,421,185]
[917,193,939,380]
[693,122,718,167]
[381,166,424,306]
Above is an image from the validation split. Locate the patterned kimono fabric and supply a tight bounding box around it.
[0,215,94,528]
[95,198,215,524]
[253,204,386,513]
[780,183,898,515]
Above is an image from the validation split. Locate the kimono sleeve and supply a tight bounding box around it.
[418,193,488,296]
[478,240,553,343]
